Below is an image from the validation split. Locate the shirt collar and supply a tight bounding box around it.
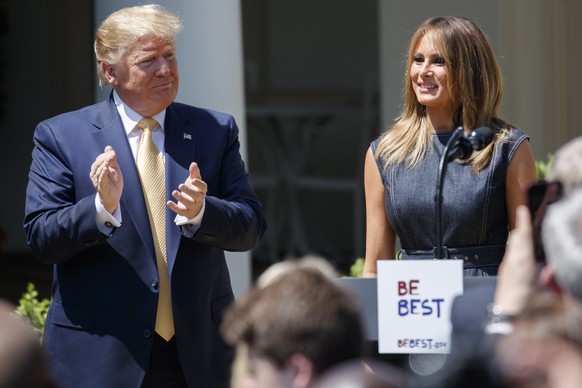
[112,90,167,136]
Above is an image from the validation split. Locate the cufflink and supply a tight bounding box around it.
[179,224,195,238]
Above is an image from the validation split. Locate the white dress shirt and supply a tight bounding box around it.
[96,91,204,236]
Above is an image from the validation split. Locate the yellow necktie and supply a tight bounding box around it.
[136,117,174,341]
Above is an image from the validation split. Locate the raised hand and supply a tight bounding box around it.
[90,145,124,214]
[493,205,537,315]
[168,162,208,219]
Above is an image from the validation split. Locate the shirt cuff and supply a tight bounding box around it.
[484,321,514,335]
[175,199,205,237]
[95,194,121,235]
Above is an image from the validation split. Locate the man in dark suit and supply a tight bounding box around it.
[23,4,266,388]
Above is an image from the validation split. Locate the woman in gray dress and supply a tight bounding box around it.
[363,16,537,277]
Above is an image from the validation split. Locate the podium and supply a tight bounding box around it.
[339,276,497,342]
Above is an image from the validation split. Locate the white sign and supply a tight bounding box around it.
[377,260,464,354]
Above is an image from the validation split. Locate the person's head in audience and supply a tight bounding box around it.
[541,187,582,300]
[546,136,582,196]
[495,292,582,387]
[313,359,409,388]
[221,256,364,388]
[0,299,58,388]
[525,136,582,297]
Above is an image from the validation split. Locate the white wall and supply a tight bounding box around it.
[499,0,579,159]
[378,0,581,160]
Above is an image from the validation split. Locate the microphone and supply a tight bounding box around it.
[435,126,494,259]
[447,127,494,162]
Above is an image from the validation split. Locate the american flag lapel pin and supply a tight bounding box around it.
[183,132,192,140]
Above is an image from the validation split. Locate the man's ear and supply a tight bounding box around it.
[287,353,314,388]
[102,62,118,86]
[539,264,563,294]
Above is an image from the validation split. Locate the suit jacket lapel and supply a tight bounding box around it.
[90,98,199,277]
[90,95,157,271]
[164,103,198,273]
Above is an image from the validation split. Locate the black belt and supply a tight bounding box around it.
[401,245,505,269]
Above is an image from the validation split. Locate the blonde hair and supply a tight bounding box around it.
[547,136,582,195]
[256,255,339,289]
[94,4,183,87]
[376,16,509,173]
[543,188,582,300]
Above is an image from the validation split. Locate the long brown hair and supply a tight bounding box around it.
[376,16,509,172]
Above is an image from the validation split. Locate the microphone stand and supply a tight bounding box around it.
[434,126,464,260]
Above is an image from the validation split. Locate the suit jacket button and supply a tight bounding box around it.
[143,329,152,338]
[152,279,159,290]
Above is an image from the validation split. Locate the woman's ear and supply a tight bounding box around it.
[287,353,314,388]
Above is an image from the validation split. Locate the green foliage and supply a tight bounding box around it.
[14,282,51,338]
[535,154,554,181]
[349,257,364,277]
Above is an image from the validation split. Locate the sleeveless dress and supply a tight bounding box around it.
[371,127,529,276]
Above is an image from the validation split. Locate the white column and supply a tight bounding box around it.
[95,1,251,297]
[499,0,571,159]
